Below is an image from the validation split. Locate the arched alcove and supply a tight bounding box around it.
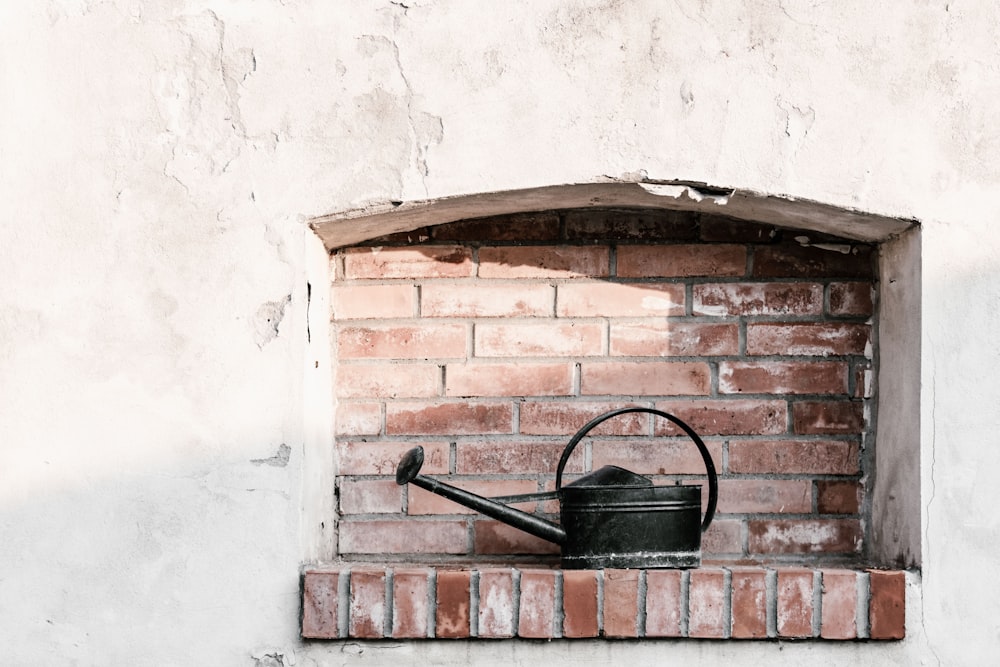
[309,181,920,570]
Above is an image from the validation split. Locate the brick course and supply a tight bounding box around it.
[303,565,908,641]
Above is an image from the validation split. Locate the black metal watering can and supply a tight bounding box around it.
[395,407,718,569]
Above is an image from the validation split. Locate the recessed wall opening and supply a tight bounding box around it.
[312,182,920,570]
[302,183,918,640]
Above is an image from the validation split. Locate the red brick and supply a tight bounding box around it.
[445,362,573,397]
[699,216,776,243]
[335,363,441,398]
[519,401,649,436]
[702,519,744,554]
[777,568,814,638]
[644,570,682,637]
[436,570,472,638]
[610,321,738,357]
[335,441,449,476]
[693,282,823,316]
[518,570,556,638]
[563,209,699,241]
[386,401,513,435]
[456,441,584,475]
[717,480,812,514]
[343,246,474,279]
[392,568,430,638]
[331,284,415,319]
[854,363,874,398]
[335,402,381,436]
[617,244,746,278]
[339,478,402,514]
[338,519,468,555]
[409,479,536,515]
[719,361,848,395]
[475,322,604,357]
[557,283,685,317]
[817,480,862,514]
[868,570,906,639]
[820,569,858,639]
[747,322,871,357]
[748,519,862,555]
[473,520,561,555]
[337,323,467,359]
[603,569,639,637]
[477,569,516,638]
[793,401,865,434]
[654,400,788,436]
[590,438,722,476]
[302,571,340,639]
[730,568,767,638]
[688,568,726,638]
[479,246,610,278]
[562,570,599,638]
[432,212,561,242]
[349,568,386,638]
[581,361,711,396]
[422,284,554,318]
[753,244,874,279]
[829,282,874,316]
[729,440,859,475]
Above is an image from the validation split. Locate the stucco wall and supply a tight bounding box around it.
[2,1,998,664]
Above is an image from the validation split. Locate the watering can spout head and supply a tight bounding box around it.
[396,446,425,485]
[394,446,567,545]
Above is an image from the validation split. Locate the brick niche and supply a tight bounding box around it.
[331,209,875,564]
[312,207,908,642]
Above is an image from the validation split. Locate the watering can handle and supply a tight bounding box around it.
[554,407,718,532]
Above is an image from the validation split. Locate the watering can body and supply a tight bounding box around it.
[559,481,704,569]
[395,407,718,569]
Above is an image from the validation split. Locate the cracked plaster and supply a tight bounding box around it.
[2,1,1000,665]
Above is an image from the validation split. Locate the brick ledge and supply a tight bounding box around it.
[302,565,905,641]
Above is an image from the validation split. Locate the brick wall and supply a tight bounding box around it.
[331,209,875,565]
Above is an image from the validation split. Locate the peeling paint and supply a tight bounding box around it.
[252,295,292,348]
[251,444,291,467]
[794,235,853,254]
[251,648,295,667]
[680,80,695,109]
[637,182,732,205]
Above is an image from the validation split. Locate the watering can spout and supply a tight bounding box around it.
[395,446,567,545]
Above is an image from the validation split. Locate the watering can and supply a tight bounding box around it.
[395,407,718,569]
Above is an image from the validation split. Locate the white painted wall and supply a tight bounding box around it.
[2,1,997,664]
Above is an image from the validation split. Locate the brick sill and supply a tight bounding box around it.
[302,565,905,641]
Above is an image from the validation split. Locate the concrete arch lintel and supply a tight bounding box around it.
[310,181,918,250]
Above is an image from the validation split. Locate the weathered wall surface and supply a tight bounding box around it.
[1,1,998,664]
